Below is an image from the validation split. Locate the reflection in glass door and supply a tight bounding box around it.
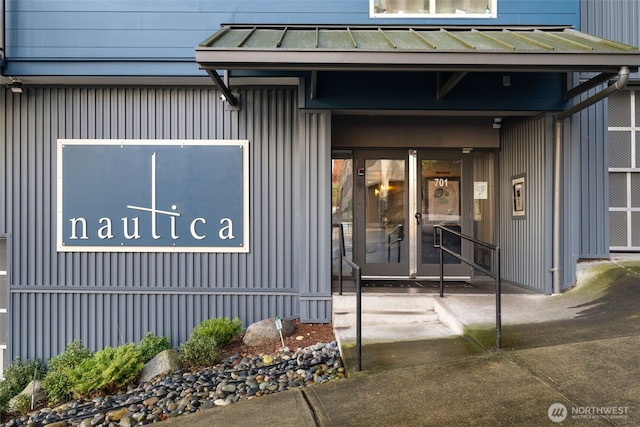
[356,152,408,277]
[331,156,354,277]
[417,156,470,277]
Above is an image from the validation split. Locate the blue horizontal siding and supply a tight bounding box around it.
[499,1,578,15]
[9,1,366,13]
[5,0,581,77]
[4,61,207,77]
[11,12,222,30]
[7,30,205,49]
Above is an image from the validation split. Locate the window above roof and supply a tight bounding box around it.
[371,0,497,18]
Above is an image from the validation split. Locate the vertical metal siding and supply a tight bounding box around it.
[500,116,552,293]
[297,112,332,323]
[576,88,609,258]
[582,0,640,254]
[1,86,331,361]
[581,0,640,47]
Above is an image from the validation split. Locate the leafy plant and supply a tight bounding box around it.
[137,332,172,364]
[10,394,31,415]
[0,358,45,405]
[178,317,242,367]
[0,357,45,418]
[42,340,92,405]
[191,317,242,346]
[178,335,220,368]
[70,343,144,398]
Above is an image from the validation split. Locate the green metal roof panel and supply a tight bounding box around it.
[385,30,435,49]
[351,30,394,49]
[560,31,634,52]
[204,28,254,49]
[484,31,538,51]
[415,30,475,50]
[196,25,640,73]
[318,29,357,49]
[243,29,283,48]
[280,30,318,49]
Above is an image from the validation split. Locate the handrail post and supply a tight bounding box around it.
[338,255,343,296]
[495,247,502,349]
[338,224,345,295]
[434,225,502,349]
[438,227,444,297]
[355,264,362,371]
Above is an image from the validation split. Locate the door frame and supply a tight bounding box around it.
[354,149,409,277]
[353,149,473,279]
[416,150,473,278]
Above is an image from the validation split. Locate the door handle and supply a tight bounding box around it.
[415,212,422,225]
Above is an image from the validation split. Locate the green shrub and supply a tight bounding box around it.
[178,317,242,368]
[70,343,143,398]
[178,335,220,368]
[43,370,74,406]
[0,357,46,408]
[47,340,91,372]
[43,340,92,405]
[191,317,242,346]
[137,332,172,364]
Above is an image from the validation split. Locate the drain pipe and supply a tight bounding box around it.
[551,66,630,294]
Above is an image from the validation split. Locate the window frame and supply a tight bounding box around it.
[370,0,497,19]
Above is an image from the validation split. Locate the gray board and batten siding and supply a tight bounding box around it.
[0,237,7,377]
[499,111,600,292]
[499,115,553,293]
[0,86,332,361]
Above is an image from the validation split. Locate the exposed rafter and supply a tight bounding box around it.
[437,72,468,100]
[205,69,238,107]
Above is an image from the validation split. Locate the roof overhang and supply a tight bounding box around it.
[195,25,640,106]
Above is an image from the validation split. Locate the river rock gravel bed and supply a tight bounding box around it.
[2,341,344,427]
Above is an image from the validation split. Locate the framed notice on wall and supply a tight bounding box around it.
[57,139,249,252]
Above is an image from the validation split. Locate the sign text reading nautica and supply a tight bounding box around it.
[67,152,236,242]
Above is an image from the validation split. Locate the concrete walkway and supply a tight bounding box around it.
[164,259,640,426]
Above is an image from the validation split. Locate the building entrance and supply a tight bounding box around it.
[332,149,495,280]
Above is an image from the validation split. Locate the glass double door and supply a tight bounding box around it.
[354,150,471,278]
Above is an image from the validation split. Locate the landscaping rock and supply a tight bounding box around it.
[0,341,343,427]
[139,349,181,383]
[9,380,45,412]
[243,318,296,346]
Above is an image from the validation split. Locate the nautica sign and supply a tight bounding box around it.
[57,139,249,252]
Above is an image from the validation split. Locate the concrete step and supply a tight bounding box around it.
[332,310,440,328]
[334,321,458,345]
[332,293,435,312]
[331,293,459,345]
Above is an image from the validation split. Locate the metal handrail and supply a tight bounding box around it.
[434,225,502,349]
[332,223,363,370]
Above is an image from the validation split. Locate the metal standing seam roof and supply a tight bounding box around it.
[196,25,640,73]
